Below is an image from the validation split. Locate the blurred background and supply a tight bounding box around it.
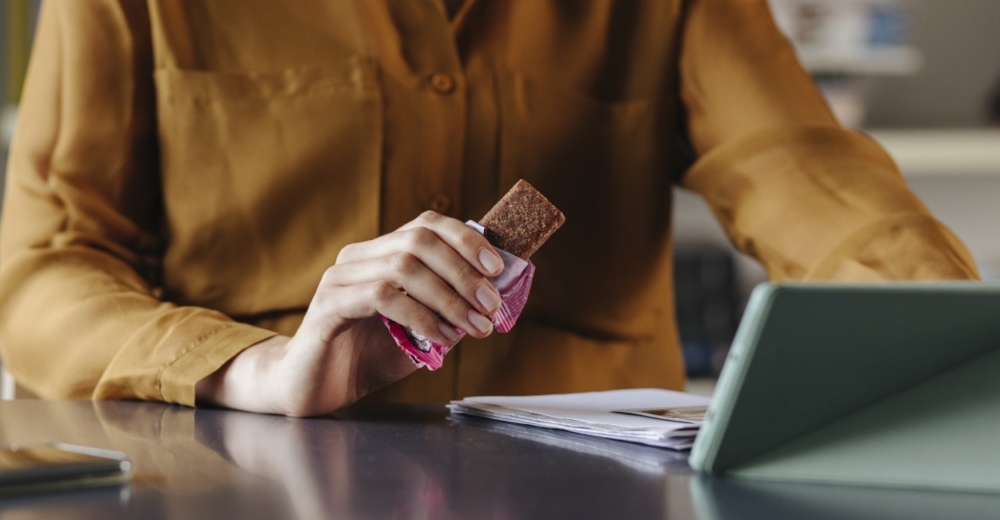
[1,0,37,209]
[1,0,999,391]
[676,0,1000,388]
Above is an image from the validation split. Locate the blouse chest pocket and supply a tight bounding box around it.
[496,70,682,333]
[154,57,383,315]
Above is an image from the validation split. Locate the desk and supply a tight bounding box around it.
[1,400,999,519]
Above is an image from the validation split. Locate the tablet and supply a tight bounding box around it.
[690,282,1000,490]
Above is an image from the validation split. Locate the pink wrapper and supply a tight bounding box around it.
[379,221,535,370]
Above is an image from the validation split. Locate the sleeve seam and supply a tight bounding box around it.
[155,323,235,401]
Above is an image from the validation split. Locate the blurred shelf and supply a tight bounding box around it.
[868,128,1000,177]
[800,46,923,76]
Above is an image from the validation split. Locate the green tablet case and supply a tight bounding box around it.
[689,476,1000,520]
[689,282,1000,492]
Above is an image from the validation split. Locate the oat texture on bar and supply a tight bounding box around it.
[479,180,566,259]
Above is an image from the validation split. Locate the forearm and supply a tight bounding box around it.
[0,246,278,402]
[681,126,979,281]
[0,248,158,398]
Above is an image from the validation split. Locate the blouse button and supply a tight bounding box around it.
[428,193,452,213]
[429,73,456,94]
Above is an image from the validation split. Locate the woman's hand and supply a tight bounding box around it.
[196,211,505,416]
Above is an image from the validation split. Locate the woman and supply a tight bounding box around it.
[0,0,977,416]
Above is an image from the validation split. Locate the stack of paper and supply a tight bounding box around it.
[448,389,711,450]
[450,415,691,472]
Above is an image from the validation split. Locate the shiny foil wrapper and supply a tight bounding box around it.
[380,221,535,370]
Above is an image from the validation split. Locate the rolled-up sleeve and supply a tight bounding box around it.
[0,0,275,405]
[677,0,978,281]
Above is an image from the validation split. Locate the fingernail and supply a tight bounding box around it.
[478,248,503,275]
[468,310,493,334]
[476,283,502,312]
[438,322,461,343]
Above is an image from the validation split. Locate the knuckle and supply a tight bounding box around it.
[457,230,480,248]
[405,227,436,249]
[415,310,439,332]
[320,265,339,285]
[457,262,482,288]
[370,281,398,303]
[335,244,355,263]
[389,252,420,275]
[418,210,440,223]
[442,292,467,318]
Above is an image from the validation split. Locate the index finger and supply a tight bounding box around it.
[399,211,504,278]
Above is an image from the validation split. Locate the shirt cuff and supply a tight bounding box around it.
[803,212,979,281]
[159,323,277,406]
[94,313,277,407]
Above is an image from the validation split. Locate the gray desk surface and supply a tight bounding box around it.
[1,400,999,519]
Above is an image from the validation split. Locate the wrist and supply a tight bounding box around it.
[196,335,291,414]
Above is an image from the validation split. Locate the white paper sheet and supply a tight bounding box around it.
[448,389,711,450]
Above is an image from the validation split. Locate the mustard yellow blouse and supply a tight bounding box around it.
[0,0,978,406]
